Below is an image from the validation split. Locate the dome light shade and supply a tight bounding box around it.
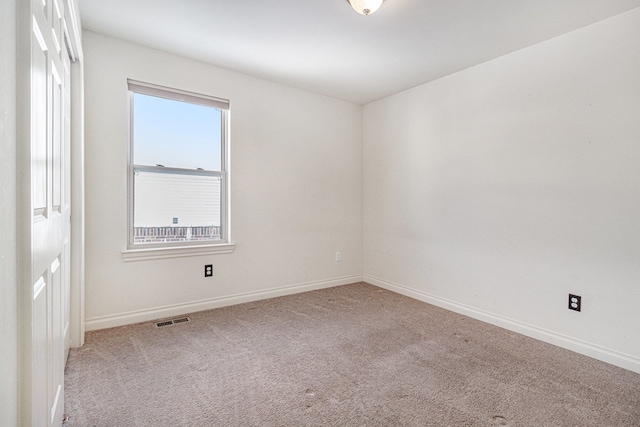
[347,0,384,15]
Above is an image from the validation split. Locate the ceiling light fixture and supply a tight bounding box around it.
[347,0,384,16]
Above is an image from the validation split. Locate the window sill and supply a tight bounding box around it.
[122,243,235,262]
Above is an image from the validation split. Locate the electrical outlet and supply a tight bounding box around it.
[335,252,341,262]
[204,264,213,277]
[568,294,581,312]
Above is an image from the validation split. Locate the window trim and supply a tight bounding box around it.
[122,242,235,262]
[123,80,233,259]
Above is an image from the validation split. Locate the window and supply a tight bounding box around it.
[124,81,232,259]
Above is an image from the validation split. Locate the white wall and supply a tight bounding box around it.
[363,8,640,372]
[0,0,18,424]
[83,31,363,328]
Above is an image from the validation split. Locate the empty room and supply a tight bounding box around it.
[2,0,640,426]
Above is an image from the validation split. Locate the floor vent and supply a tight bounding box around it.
[155,317,191,328]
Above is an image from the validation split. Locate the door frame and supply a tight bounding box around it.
[64,0,85,352]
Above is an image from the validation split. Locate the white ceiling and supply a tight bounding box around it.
[78,0,640,104]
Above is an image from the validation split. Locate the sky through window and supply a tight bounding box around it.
[133,93,222,171]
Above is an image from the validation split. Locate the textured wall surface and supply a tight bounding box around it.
[0,0,18,424]
[83,31,363,325]
[363,9,640,369]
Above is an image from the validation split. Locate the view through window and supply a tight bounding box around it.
[128,81,229,247]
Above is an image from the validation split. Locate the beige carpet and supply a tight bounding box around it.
[64,283,640,426]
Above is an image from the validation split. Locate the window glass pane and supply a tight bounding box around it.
[130,87,227,246]
[133,93,222,171]
[133,170,222,243]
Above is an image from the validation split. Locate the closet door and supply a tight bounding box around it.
[28,0,71,424]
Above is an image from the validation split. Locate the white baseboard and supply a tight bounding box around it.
[85,275,363,332]
[364,275,640,375]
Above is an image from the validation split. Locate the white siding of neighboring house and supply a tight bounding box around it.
[134,171,221,227]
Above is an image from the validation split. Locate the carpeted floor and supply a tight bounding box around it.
[64,283,640,426]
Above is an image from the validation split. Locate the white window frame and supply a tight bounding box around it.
[122,80,234,261]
